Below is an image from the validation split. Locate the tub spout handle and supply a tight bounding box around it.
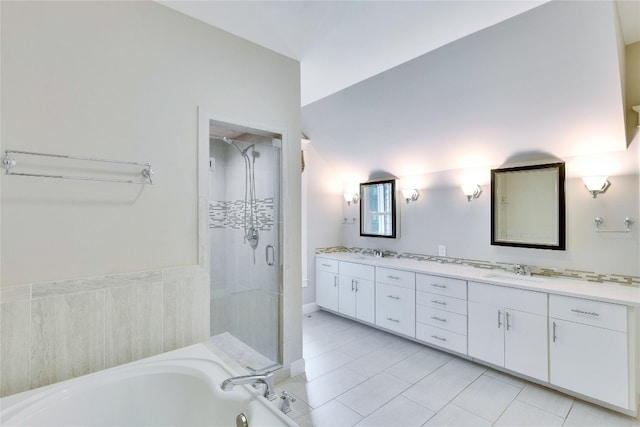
[221,372,277,401]
[279,390,296,414]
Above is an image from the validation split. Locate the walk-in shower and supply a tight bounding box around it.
[208,129,282,371]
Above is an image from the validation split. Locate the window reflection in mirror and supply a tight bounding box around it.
[360,179,397,238]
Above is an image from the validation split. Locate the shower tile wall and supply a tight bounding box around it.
[0,266,208,398]
[209,135,280,363]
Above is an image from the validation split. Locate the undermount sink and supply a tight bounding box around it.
[483,272,546,283]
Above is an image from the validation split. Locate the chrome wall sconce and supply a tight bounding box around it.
[344,193,359,206]
[582,176,610,198]
[401,189,419,204]
[461,184,482,202]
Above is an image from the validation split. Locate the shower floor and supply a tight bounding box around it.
[210,332,280,373]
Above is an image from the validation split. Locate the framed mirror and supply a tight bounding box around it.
[491,162,565,250]
[360,179,397,238]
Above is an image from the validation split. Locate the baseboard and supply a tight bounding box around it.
[289,358,306,377]
[302,302,320,314]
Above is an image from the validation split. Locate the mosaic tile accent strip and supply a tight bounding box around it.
[209,198,274,231]
[316,246,640,287]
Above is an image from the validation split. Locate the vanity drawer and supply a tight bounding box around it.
[316,257,338,273]
[416,323,467,354]
[469,281,546,315]
[339,261,375,281]
[376,283,415,337]
[376,267,415,289]
[416,306,467,335]
[416,274,466,299]
[550,295,627,332]
[416,291,467,315]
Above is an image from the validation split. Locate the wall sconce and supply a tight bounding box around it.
[461,184,482,202]
[633,106,640,128]
[582,176,610,198]
[401,189,419,204]
[344,193,359,206]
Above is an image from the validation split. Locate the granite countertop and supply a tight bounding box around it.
[317,252,640,307]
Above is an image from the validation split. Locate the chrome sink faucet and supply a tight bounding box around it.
[512,264,531,276]
[221,372,277,400]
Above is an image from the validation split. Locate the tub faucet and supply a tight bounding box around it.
[221,373,277,400]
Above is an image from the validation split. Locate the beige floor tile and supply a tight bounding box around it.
[424,404,492,427]
[337,372,410,416]
[355,396,435,427]
[494,399,564,426]
[451,374,520,421]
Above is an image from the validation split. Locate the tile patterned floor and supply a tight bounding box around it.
[275,310,640,427]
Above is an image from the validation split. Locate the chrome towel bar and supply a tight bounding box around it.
[2,149,154,185]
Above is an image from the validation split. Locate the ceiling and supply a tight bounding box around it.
[161,0,640,183]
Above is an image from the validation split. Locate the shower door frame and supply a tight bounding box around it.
[197,107,292,366]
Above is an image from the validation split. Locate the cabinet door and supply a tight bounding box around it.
[505,309,548,381]
[338,276,356,317]
[355,278,375,324]
[550,318,629,408]
[468,301,504,367]
[316,270,338,311]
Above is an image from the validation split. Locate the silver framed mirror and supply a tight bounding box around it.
[360,179,397,238]
[491,162,566,250]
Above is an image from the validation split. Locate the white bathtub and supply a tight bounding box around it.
[0,343,297,426]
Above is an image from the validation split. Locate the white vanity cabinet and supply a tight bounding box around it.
[549,295,631,409]
[315,258,339,312]
[415,274,468,354]
[468,281,548,381]
[338,261,375,324]
[375,267,416,337]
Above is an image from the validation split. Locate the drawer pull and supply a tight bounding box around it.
[552,321,557,343]
[334,276,337,287]
[386,295,400,300]
[430,316,447,323]
[431,300,447,306]
[321,263,331,267]
[386,317,400,323]
[506,311,511,331]
[497,310,502,329]
[431,335,447,342]
[431,284,447,289]
[571,309,599,317]
[388,275,400,280]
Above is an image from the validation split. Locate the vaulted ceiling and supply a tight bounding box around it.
[161,0,639,183]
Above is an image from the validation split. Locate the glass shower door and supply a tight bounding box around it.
[208,132,281,370]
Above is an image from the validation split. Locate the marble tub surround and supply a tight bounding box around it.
[316,246,640,287]
[0,265,208,398]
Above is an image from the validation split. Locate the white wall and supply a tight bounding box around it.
[341,173,639,276]
[302,143,342,305]
[0,0,302,394]
[1,0,300,287]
